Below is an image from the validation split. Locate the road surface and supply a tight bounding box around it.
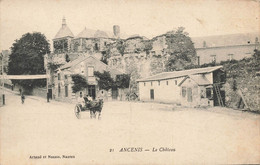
[0,91,259,164]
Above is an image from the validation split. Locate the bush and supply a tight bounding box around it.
[71,74,88,93]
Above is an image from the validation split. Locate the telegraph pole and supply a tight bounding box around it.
[1,52,5,105]
[45,53,49,103]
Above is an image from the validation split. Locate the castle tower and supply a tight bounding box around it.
[53,17,74,53]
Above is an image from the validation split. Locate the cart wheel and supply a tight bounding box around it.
[74,105,81,119]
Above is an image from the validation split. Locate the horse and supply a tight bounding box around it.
[85,99,104,120]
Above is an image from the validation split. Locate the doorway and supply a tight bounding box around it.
[112,88,118,100]
[150,89,154,100]
[48,89,52,99]
[187,88,192,102]
[88,85,96,100]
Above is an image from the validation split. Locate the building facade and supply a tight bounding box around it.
[52,55,123,102]
[192,33,260,65]
[137,66,225,107]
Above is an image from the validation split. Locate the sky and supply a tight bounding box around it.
[0,0,259,51]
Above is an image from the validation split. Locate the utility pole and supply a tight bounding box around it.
[1,52,5,105]
[45,53,49,103]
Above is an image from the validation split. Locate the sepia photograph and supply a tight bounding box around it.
[0,0,259,164]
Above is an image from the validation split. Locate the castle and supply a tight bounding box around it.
[44,17,259,102]
[47,17,259,83]
[47,17,198,81]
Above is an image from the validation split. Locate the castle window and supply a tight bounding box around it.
[144,82,146,86]
[58,73,60,80]
[175,80,177,85]
[88,66,94,77]
[166,81,168,85]
[74,42,79,52]
[158,81,160,86]
[94,43,99,51]
[151,82,153,86]
[104,42,107,46]
[182,87,186,97]
[65,85,68,97]
[58,84,61,97]
[64,75,68,79]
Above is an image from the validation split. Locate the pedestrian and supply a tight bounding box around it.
[19,88,22,95]
[21,93,25,104]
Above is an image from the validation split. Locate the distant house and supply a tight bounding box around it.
[137,66,226,107]
[52,55,124,102]
[192,33,260,65]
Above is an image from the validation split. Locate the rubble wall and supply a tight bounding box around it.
[223,58,259,111]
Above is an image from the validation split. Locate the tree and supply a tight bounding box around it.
[144,40,153,56]
[116,40,125,56]
[115,74,130,88]
[100,51,109,64]
[71,74,88,93]
[8,32,50,90]
[165,27,197,71]
[252,49,260,61]
[125,58,141,93]
[94,71,114,91]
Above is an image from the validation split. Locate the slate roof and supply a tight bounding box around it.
[75,28,118,39]
[192,32,259,48]
[136,66,223,82]
[59,56,89,70]
[57,55,124,76]
[75,27,95,38]
[54,24,74,39]
[126,35,149,40]
[94,30,109,38]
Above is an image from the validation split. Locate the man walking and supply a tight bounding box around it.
[21,93,25,104]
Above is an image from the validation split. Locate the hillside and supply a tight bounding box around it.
[194,51,259,111]
[223,56,259,111]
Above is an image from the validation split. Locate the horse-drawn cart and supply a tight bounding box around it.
[74,99,104,119]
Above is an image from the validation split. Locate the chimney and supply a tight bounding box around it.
[203,41,207,48]
[113,25,120,38]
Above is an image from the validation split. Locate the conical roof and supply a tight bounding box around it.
[75,27,95,38]
[94,30,109,38]
[54,17,74,39]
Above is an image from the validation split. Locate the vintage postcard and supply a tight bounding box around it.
[0,0,259,164]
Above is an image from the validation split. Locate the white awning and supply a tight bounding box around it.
[0,75,49,80]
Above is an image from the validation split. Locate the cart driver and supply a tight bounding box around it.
[77,93,85,108]
[87,95,93,101]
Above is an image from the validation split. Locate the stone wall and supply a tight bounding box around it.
[70,38,116,53]
[223,57,260,111]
